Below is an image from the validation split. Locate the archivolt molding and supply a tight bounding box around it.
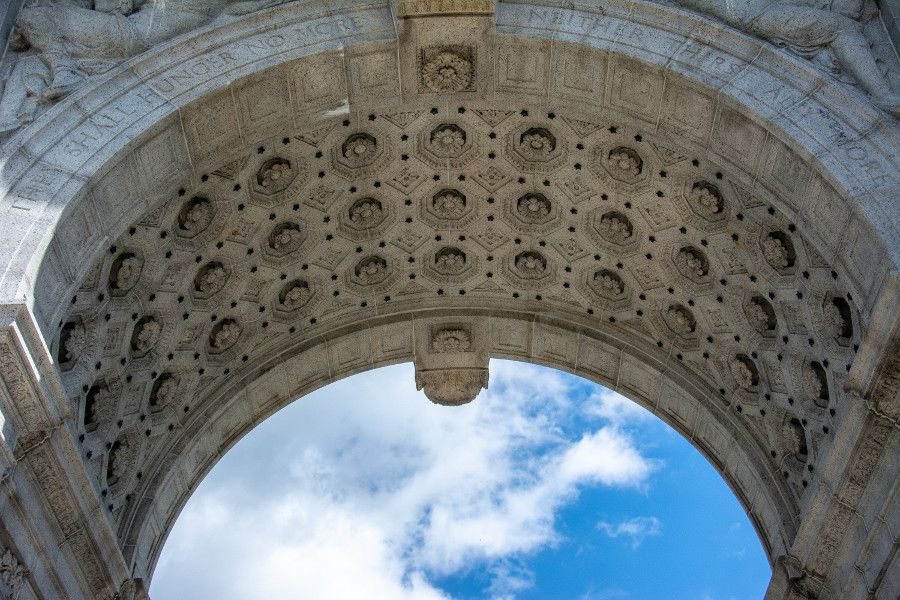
[0,0,897,597]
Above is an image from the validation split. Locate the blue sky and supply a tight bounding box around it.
[151,360,770,599]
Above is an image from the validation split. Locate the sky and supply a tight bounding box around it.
[150,360,771,600]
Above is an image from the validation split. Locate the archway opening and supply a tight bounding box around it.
[151,361,770,599]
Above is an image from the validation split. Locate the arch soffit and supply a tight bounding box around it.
[131,310,794,580]
[0,0,895,588]
[0,0,895,333]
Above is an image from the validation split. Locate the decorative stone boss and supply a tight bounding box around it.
[414,318,490,406]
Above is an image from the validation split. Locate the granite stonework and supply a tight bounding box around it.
[0,1,897,598]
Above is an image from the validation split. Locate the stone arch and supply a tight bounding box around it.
[0,1,897,599]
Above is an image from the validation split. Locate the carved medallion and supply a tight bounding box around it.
[209,319,242,352]
[278,279,313,311]
[109,252,143,295]
[193,262,228,297]
[130,317,161,356]
[421,50,474,92]
[254,157,295,194]
[432,328,473,353]
[353,256,389,285]
[664,304,696,335]
[149,372,178,411]
[267,222,304,256]
[434,247,467,275]
[177,197,213,236]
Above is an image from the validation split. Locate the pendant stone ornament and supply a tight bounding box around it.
[414,320,489,406]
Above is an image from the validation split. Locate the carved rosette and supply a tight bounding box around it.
[418,123,476,168]
[248,154,307,207]
[579,268,631,311]
[266,221,305,258]
[340,197,392,239]
[685,181,726,221]
[760,231,797,273]
[109,251,144,296]
[149,372,178,412]
[130,316,161,357]
[420,47,475,93]
[506,124,566,172]
[333,132,388,177]
[591,145,647,186]
[744,296,777,334]
[276,279,315,312]
[193,261,229,299]
[176,197,214,238]
[209,319,242,354]
[730,354,760,390]
[106,431,138,487]
[58,319,87,369]
[663,303,697,337]
[670,245,714,291]
[503,192,560,233]
[587,209,640,254]
[424,246,476,284]
[421,186,477,227]
[83,380,118,431]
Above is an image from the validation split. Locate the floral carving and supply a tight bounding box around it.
[514,251,547,279]
[109,252,143,294]
[348,198,384,228]
[149,373,178,411]
[664,304,696,335]
[255,157,294,194]
[131,317,161,355]
[84,382,114,429]
[516,193,551,223]
[432,328,473,353]
[597,211,633,244]
[209,319,242,352]
[825,297,853,340]
[354,256,389,285]
[268,222,304,255]
[421,50,473,92]
[747,296,777,331]
[802,362,829,407]
[434,247,467,275]
[177,197,213,235]
[341,133,379,167]
[688,181,724,217]
[592,269,625,296]
[194,262,228,296]
[762,232,796,270]
[58,320,85,364]
[279,279,313,311]
[432,189,467,218]
[607,147,643,179]
[106,434,135,486]
[730,354,759,389]
[519,128,556,160]
[674,246,709,279]
[429,124,467,157]
[785,418,808,458]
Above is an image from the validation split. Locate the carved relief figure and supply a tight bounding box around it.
[598,211,634,243]
[674,246,709,279]
[688,181,725,217]
[0,0,290,133]
[149,373,178,410]
[194,262,228,296]
[665,0,900,115]
[606,147,643,180]
[593,269,625,296]
[665,304,697,335]
[762,231,796,270]
[514,251,548,278]
[131,317,161,354]
[109,252,143,294]
[178,197,214,236]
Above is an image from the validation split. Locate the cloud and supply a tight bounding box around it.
[596,516,662,548]
[152,361,656,599]
[583,388,651,426]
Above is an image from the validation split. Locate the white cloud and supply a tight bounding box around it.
[583,388,651,426]
[596,516,662,548]
[151,361,657,599]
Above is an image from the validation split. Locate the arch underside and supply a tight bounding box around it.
[0,1,898,598]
